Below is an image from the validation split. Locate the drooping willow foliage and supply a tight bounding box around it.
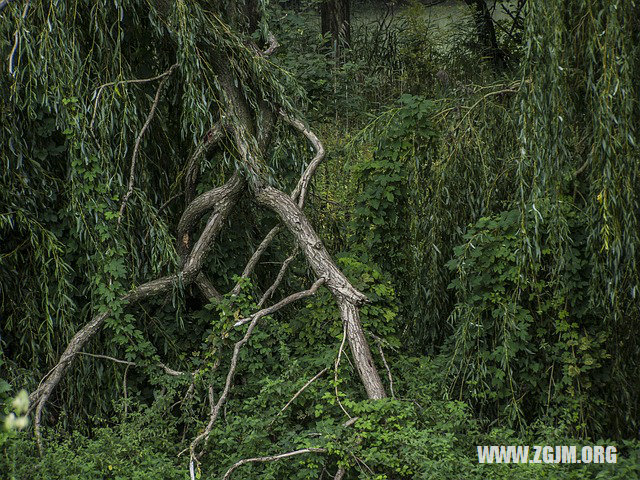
[0,0,306,428]
[400,0,639,437]
[517,0,640,435]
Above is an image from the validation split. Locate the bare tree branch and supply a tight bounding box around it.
[195,272,223,301]
[257,246,299,308]
[234,278,325,327]
[78,352,135,366]
[255,185,386,400]
[118,63,177,223]
[178,173,243,258]
[230,110,325,295]
[280,110,326,210]
[230,225,281,296]
[220,448,326,480]
[335,322,352,419]
[376,342,395,399]
[190,278,325,461]
[274,367,328,420]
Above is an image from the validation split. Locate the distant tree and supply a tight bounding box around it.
[320,0,351,56]
[463,0,507,69]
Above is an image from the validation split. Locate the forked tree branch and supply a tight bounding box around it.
[230,111,325,295]
[189,279,326,462]
[255,186,386,400]
[28,174,243,451]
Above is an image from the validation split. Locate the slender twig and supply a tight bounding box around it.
[376,342,395,398]
[234,278,325,327]
[0,0,17,13]
[123,364,130,417]
[257,246,299,308]
[90,63,178,131]
[221,448,326,480]
[184,122,224,204]
[335,322,352,419]
[273,367,328,420]
[78,351,136,366]
[118,64,177,223]
[453,85,519,132]
[231,225,280,295]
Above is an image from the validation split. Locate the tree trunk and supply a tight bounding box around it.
[255,185,387,399]
[464,0,506,69]
[320,0,351,57]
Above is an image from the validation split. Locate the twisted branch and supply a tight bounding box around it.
[28,174,243,451]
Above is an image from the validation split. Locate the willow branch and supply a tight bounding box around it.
[221,448,326,480]
[274,367,328,419]
[184,123,224,204]
[190,278,325,461]
[90,63,178,131]
[261,32,280,56]
[280,110,326,210]
[0,0,17,13]
[333,468,346,480]
[118,64,177,223]
[177,172,243,258]
[376,342,395,399]
[28,175,242,452]
[230,224,280,296]
[335,322,352,419]
[78,352,135,366]
[195,272,223,301]
[7,0,29,75]
[234,278,325,327]
[256,246,299,308]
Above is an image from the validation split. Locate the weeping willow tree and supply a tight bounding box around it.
[0,0,387,474]
[409,0,639,437]
[516,0,640,436]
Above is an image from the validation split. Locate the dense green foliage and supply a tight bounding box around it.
[1,0,639,478]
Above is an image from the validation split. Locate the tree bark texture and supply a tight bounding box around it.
[321,0,351,56]
[255,185,387,399]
